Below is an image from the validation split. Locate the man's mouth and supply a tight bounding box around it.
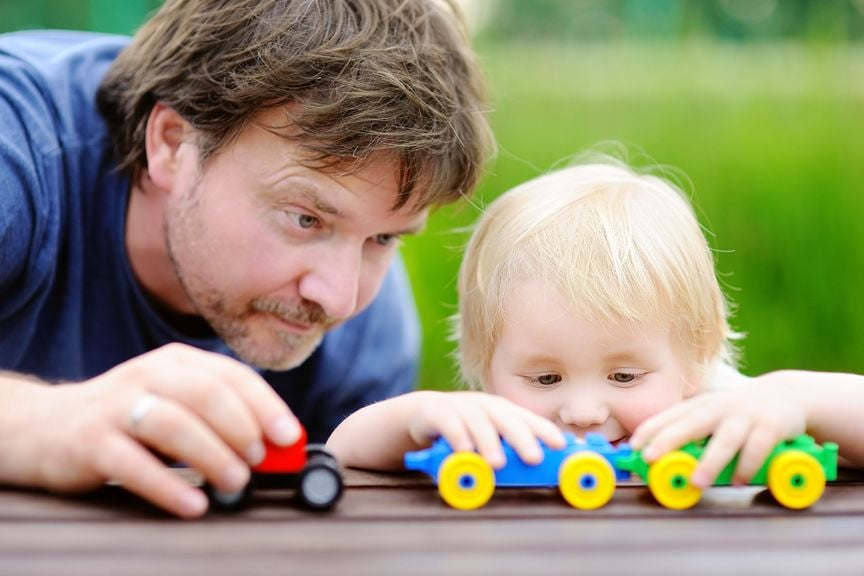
[270,314,315,334]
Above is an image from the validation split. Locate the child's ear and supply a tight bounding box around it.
[144,102,192,192]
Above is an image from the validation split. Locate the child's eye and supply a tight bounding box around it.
[608,371,644,386]
[527,374,562,386]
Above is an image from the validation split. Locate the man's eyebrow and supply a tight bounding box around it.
[396,219,427,236]
[298,185,341,216]
[269,181,342,216]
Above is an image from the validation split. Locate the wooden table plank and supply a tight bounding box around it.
[1,467,863,575]
[2,468,862,521]
[1,516,864,576]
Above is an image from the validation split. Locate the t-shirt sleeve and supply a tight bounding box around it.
[291,257,421,443]
[0,88,37,291]
[0,52,60,354]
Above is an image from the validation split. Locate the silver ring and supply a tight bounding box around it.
[129,394,160,432]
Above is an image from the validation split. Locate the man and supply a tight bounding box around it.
[0,0,492,518]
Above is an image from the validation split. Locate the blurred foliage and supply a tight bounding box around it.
[481,0,864,43]
[2,0,863,390]
[0,0,161,35]
[405,40,864,389]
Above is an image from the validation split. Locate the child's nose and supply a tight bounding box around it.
[559,394,609,429]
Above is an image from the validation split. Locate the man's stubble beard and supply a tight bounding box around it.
[162,181,333,371]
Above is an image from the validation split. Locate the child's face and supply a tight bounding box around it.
[487,277,699,443]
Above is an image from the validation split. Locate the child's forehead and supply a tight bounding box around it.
[498,276,669,334]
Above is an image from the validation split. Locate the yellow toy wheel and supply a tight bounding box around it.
[767,450,825,510]
[647,451,702,510]
[558,452,616,510]
[437,452,495,510]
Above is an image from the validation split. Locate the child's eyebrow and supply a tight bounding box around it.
[603,350,652,365]
[517,354,564,370]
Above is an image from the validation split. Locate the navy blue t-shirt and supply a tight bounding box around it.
[0,31,419,442]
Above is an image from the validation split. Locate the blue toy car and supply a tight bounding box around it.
[404,432,632,510]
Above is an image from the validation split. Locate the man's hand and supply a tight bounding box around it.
[629,378,807,488]
[2,343,299,518]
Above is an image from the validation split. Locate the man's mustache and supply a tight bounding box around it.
[251,297,333,327]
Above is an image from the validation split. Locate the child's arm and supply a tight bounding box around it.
[629,370,864,488]
[326,390,565,471]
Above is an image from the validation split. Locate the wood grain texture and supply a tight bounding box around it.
[1,468,863,575]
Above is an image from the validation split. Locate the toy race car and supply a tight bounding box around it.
[404,432,631,510]
[618,434,838,510]
[205,426,343,511]
[405,432,838,511]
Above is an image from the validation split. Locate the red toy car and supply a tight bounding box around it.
[205,427,343,511]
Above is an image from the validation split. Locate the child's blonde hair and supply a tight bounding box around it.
[456,159,737,389]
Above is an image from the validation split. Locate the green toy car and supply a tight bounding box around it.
[618,434,838,510]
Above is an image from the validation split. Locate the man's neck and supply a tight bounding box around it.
[125,174,196,315]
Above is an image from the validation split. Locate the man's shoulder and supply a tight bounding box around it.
[0,30,128,62]
[1,30,129,148]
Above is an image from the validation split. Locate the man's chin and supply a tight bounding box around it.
[228,333,324,371]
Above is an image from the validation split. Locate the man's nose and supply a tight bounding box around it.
[559,391,609,429]
[297,247,361,321]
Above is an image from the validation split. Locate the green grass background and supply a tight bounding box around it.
[403,41,864,389]
[3,2,862,389]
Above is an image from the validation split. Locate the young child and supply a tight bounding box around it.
[326,159,864,486]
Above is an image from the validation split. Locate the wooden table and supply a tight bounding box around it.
[2,467,864,576]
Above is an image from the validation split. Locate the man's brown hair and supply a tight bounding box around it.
[97,0,494,209]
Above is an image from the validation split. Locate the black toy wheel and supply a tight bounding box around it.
[204,479,254,511]
[305,444,339,467]
[298,454,344,510]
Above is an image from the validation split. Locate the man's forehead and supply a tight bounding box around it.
[242,109,432,216]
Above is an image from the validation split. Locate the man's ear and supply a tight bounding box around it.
[145,102,191,191]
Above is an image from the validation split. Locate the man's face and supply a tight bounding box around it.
[163,110,426,370]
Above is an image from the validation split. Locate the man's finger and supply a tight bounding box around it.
[126,395,250,494]
[95,433,209,519]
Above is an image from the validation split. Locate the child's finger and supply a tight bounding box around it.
[514,410,566,455]
[456,404,506,468]
[689,416,752,488]
[732,424,783,484]
[639,407,721,462]
[630,402,692,448]
[485,409,544,465]
[423,404,475,454]
[527,413,567,449]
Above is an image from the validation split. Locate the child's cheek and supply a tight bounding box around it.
[620,394,682,434]
[494,386,556,422]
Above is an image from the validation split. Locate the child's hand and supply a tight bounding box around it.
[407,391,566,469]
[629,378,807,488]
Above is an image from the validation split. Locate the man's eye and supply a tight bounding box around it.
[373,233,398,247]
[297,214,319,229]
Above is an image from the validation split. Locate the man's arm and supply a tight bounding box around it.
[0,344,301,518]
